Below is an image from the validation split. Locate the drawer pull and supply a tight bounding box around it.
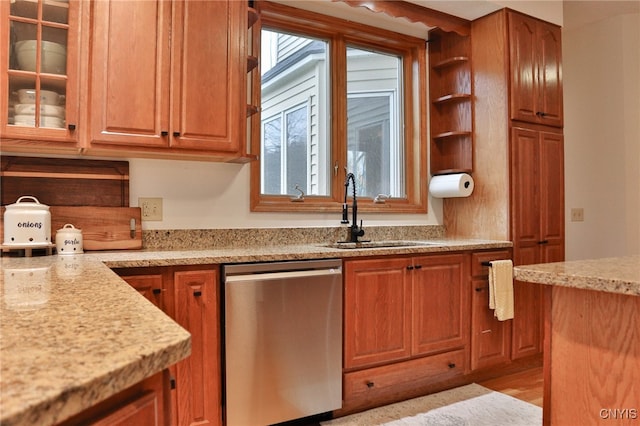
[448,363,456,369]
[173,131,181,137]
[194,290,202,297]
[67,124,76,131]
[407,265,414,271]
[475,287,484,292]
[161,131,169,136]
[366,381,375,388]
[152,288,162,295]
[414,264,422,269]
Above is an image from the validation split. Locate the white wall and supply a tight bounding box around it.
[563,10,640,260]
[128,158,439,230]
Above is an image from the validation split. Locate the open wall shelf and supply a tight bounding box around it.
[428,29,473,175]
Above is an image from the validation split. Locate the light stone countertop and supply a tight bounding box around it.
[514,255,640,296]
[0,256,191,426]
[0,237,511,426]
[89,238,514,268]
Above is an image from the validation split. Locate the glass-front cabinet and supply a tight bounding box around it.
[1,0,81,148]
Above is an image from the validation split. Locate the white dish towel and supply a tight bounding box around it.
[489,259,514,321]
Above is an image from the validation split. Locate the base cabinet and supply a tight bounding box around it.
[58,371,170,426]
[116,266,221,426]
[470,251,512,370]
[342,254,470,413]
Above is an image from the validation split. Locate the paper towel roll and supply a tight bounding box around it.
[429,173,474,198]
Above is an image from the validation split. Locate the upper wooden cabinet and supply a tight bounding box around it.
[509,11,563,127]
[86,0,248,161]
[0,0,83,151]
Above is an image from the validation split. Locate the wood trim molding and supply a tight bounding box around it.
[335,0,471,36]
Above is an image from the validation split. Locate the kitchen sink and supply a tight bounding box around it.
[323,240,439,249]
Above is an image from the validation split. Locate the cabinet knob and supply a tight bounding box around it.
[407,265,414,271]
[366,381,375,388]
[194,290,202,297]
[475,287,484,292]
[448,363,456,369]
[173,131,181,137]
[161,131,169,136]
[414,264,422,269]
[152,288,162,295]
[67,124,76,131]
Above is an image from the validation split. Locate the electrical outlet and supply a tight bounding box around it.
[139,197,163,221]
[570,208,584,222]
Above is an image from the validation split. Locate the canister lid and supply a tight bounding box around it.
[5,196,50,211]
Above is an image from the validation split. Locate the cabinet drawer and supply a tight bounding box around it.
[343,349,465,410]
[471,250,511,277]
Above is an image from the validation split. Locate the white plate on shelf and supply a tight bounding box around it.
[15,89,64,106]
[14,103,65,118]
[13,114,65,128]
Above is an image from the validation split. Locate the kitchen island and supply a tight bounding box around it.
[0,256,191,426]
[514,256,640,425]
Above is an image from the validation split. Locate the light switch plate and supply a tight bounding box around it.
[570,208,584,222]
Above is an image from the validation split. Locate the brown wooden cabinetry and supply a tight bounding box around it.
[510,126,564,359]
[428,29,473,175]
[87,0,248,161]
[445,9,564,362]
[0,0,83,151]
[172,269,220,426]
[470,250,512,370]
[343,253,469,413]
[117,265,222,426]
[59,371,169,426]
[509,11,563,127]
[344,257,411,369]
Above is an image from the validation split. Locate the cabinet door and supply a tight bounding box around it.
[509,13,537,124]
[1,0,82,146]
[471,279,512,370]
[170,0,244,154]
[344,258,412,369]
[89,0,171,147]
[509,12,563,127]
[536,22,562,127]
[173,268,221,426]
[511,126,542,266]
[411,254,469,357]
[58,371,169,426]
[539,131,564,263]
[119,273,165,310]
[470,251,512,370]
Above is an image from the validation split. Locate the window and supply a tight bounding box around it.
[251,2,427,213]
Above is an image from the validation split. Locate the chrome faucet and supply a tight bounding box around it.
[342,172,365,242]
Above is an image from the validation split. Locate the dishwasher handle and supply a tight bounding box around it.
[225,268,341,283]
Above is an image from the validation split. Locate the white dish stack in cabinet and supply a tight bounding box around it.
[0,0,82,152]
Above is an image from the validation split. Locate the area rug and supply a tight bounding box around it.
[322,383,541,426]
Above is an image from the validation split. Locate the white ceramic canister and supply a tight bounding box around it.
[3,196,51,245]
[55,224,84,255]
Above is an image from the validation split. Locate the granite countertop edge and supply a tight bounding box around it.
[514,255,640,297]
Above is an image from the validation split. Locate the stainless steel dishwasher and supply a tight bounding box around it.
[222,259,343,426]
